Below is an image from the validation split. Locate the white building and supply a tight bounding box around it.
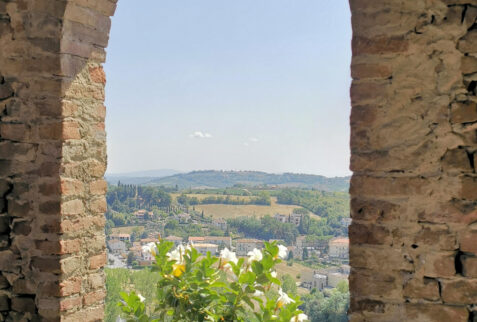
[194,243,219,256]
[312,274,327,291]
[188,236,232,249]
[107,240,126,254]
[110,233,131,242]
[328,237,349,259]
[212,218,227,231]
[235,239,263,256]
[165,235,183,247]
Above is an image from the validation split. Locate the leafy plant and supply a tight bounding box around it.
[117,241,308,321]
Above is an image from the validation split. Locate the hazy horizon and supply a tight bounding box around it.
[105,1,352,177]
[106,168,351,177]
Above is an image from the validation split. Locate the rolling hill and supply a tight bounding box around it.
[146,170,350,191]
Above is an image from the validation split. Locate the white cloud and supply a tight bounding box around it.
[249,137,259,142]
[243,142,249,146]
[190,131,213,139]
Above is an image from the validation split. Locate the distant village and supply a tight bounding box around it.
[107,209,350,292]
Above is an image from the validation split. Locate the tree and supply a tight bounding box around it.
[281,274,298,296]
[303,248,309,260]
[127,252,135,266]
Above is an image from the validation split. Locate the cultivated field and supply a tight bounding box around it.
[190,197,320,220]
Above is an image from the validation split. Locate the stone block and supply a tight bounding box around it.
[11,297,35,313]
[405,304,469,322]
[462,256,477,278]
[352,36,408,56]
[450,101,477,124]
[441,278,477,304]
[403,277,440,301]
[420,252,456,278]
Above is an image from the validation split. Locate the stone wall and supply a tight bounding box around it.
[0,0,115,320]
[349,0,477,321]
[1,0,476,321]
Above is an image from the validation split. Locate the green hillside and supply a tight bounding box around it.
[145,170,350,191]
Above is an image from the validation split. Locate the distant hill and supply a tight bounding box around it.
[145,170,350,191]
[105,169,180,185]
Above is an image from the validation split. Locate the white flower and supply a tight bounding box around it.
[253,290,264,297]
[278,245,288,259]
[166,244,191,264]
[271,271,277,278]
[220,248,238,265]
[142,242,157,256]
[277,288,295,307]
[290,313,308,322]
[247,248,263,263]
[138,294,145,303]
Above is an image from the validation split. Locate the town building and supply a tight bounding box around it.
[193,243,219,256]
[110,233,131,242]
[235,239,263,256]
[107,239,126,254]
[134,209,154,221]
[188,236,232,249]
[312,274,327,291]
[274,213,289,223]
[212,218,227,230]
[165,235,183,247]
[273,213,303,226]
[328,237,349,259]
[289,213,302,226]
[139,238,157,245]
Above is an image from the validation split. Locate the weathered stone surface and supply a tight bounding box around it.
[349,1,477,320]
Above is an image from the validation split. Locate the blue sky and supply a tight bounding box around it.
[105,1,351,177]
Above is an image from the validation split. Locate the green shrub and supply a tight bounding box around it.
[117,241,308,321]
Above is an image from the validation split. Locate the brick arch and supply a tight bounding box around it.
[0,0,476,321]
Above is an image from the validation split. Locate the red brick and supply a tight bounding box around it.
[60,277,81,296]
[60,239,81,254]
[89,66,106,83]
[0,123,28,141]
[60,296,82,311]
[62,121,81,140]
[83,290,106,306]
[61,178,84,195]
[89,253,106,269]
